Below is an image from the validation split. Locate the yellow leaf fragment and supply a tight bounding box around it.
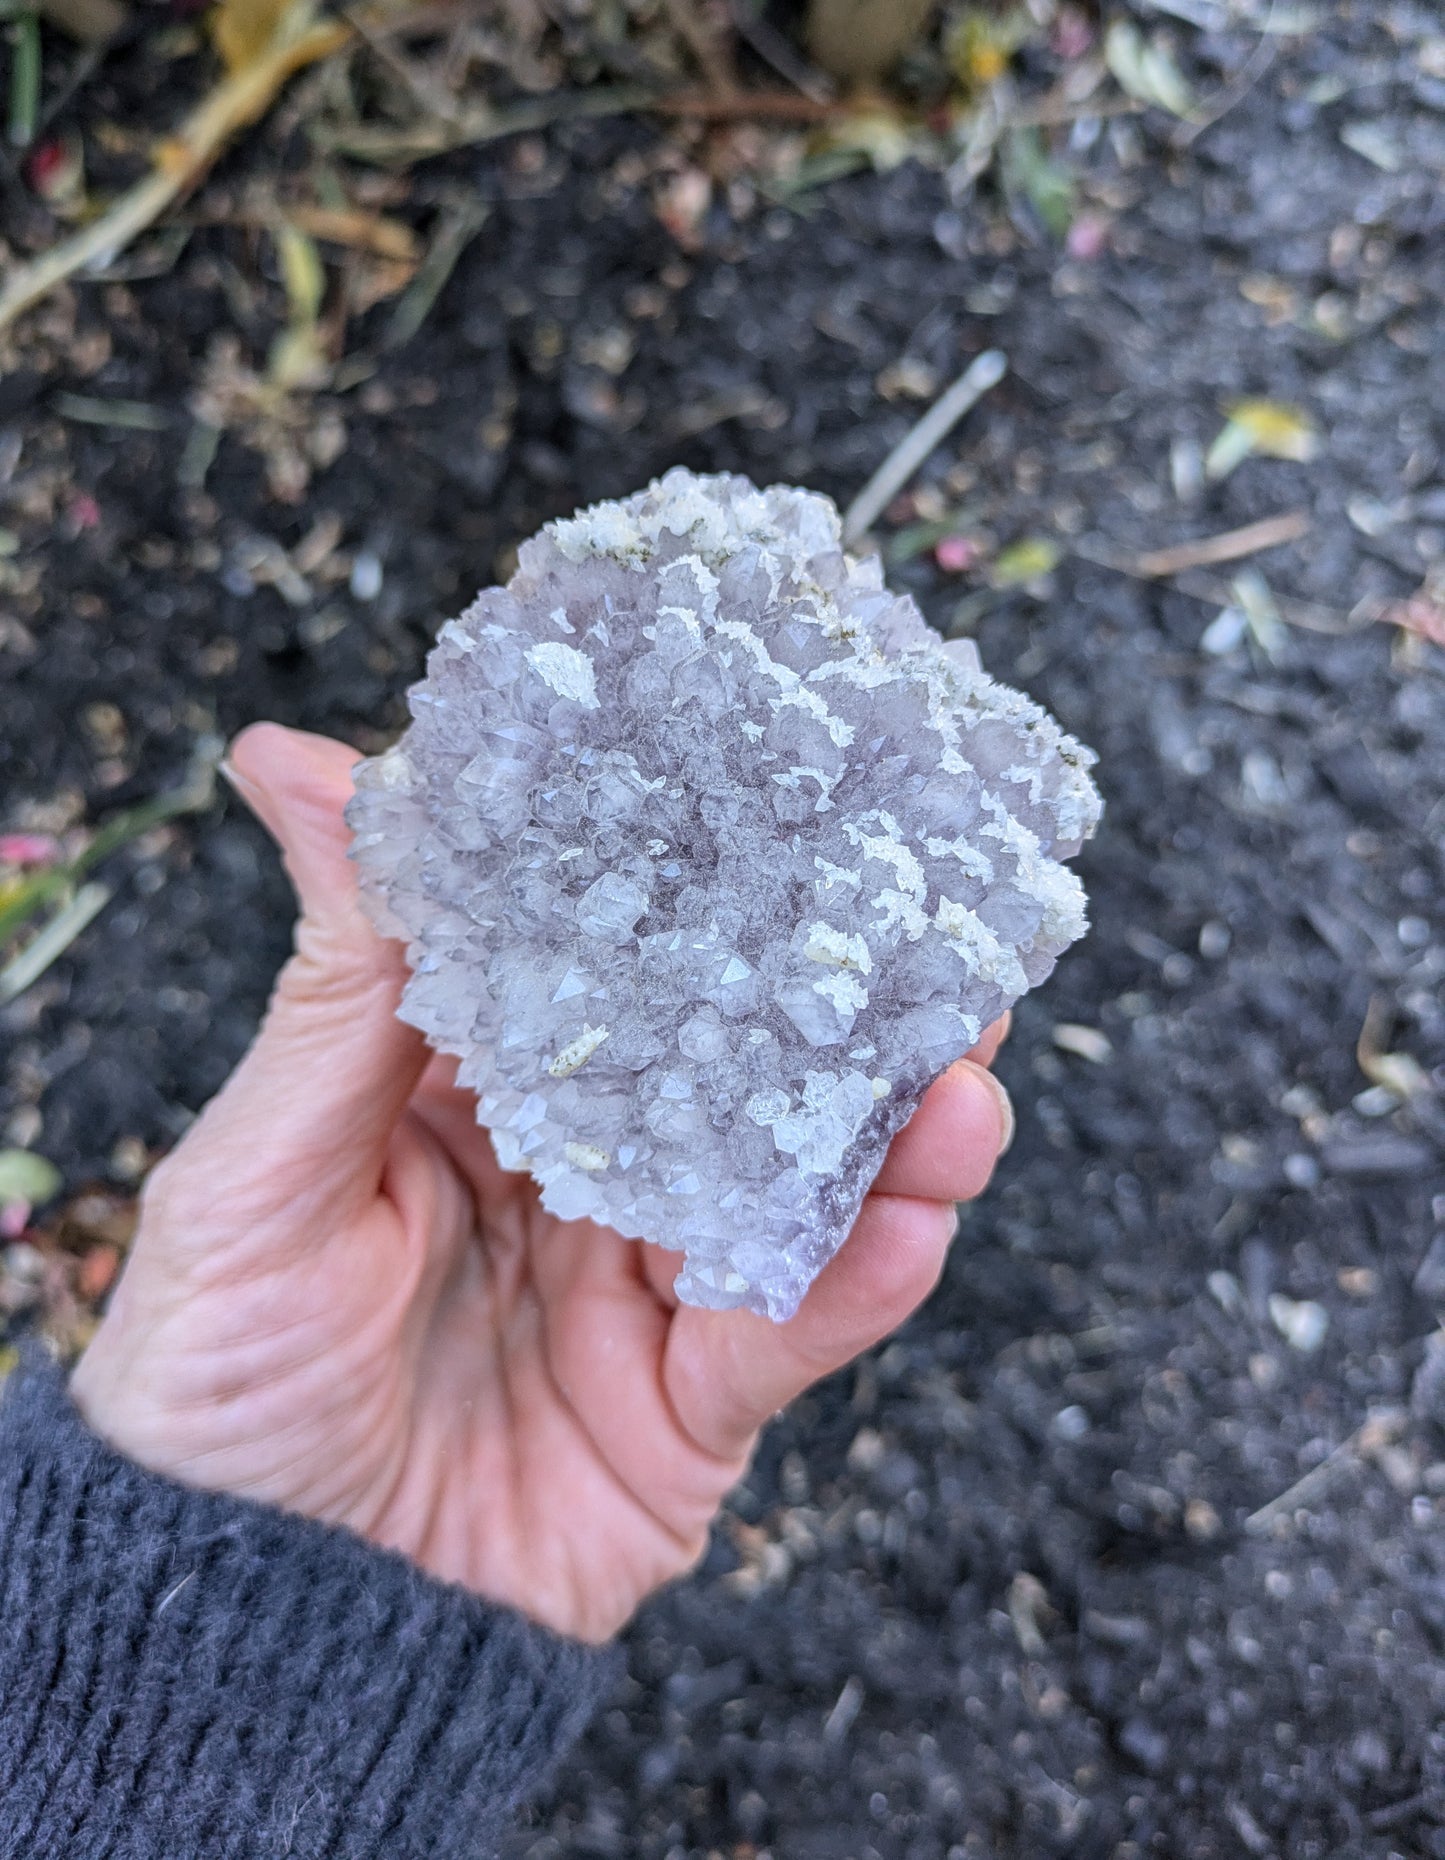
[819,109,918,174]
[1206,399,1319,480]
[265,222,328,390]
[153,136,194,178]
[991,536,1061,586]
[275,220,324,322]
[210,0,290,73]
[948,10,1027,91]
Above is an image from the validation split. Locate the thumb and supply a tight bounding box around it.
[182,723,427,1220]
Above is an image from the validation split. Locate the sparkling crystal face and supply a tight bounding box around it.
[347,469,1102,1320]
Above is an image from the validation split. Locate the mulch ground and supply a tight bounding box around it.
[3,5,1445,1855]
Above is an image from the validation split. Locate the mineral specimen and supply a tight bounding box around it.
[347,469,1101,1320]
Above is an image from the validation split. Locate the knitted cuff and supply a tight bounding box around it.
[0,1359,616,1859]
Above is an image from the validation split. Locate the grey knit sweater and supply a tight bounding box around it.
[0,1362,618,1857]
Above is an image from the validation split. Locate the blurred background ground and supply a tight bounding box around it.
[2,2,1444,1855]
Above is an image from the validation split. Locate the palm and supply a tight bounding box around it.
[357,1059,754,1644]
[73,726,1011,1644]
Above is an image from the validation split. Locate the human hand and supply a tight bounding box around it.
[71,725,1013,1644]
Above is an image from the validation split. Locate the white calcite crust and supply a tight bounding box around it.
[347,469,1102,1320]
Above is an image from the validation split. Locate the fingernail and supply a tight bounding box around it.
[982,1068,1015,1154]
[218,757,262,807]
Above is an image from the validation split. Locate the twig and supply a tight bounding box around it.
[315,82,836,163]
[728,0,833,103]
[34,43,107,142]
[661,0,739,99]
[0,4,349,334]
[647,86,829,121]
[650,86,835,122]
[314,82,660,161]
[1244,1409,1407,1536]
[382,194,487,349]
[342,3,465,125]
[1073,541,1360,635]
[842,350,1007,547]
[1128,510,1311,578]
[198,202,421,259]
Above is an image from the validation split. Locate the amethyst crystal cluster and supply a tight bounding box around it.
[348,469,1101,1320]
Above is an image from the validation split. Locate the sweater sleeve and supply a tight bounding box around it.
[0,1359,618,1860]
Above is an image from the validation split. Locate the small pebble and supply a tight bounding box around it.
[1200,606,1247,655]
[1052,1404,1090,1440]
[1052,1023,1113,1064]
[1185,1497,1220,1540]
[350,550,384,602]
[1268,1294,1329,1353]
[1208,1269,1245,1316]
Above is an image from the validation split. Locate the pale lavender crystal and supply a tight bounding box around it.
[347,469,1102,1320]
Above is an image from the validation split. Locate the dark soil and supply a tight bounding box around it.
[4,5,1445,1856]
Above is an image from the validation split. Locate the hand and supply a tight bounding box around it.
[71,725,1013,1644]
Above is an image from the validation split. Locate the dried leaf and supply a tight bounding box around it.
[1104,20,1193,118]
[1205,399,1319,480]
[210,0,291,74]
[286,205,419,261]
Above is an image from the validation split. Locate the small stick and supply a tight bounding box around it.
[382,194,487,349]
[1073,542,1359,635]
[1129,510,1311,578]
[661,0,739,100]
[1244,1409,1406,1536]
[843,350,1007,547]
[648,86,836,123]
[317,83,836,163]
[728,0,833,103]
[341,4,465,125]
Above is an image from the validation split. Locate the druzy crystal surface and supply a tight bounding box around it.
[347,469,1101,1320]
